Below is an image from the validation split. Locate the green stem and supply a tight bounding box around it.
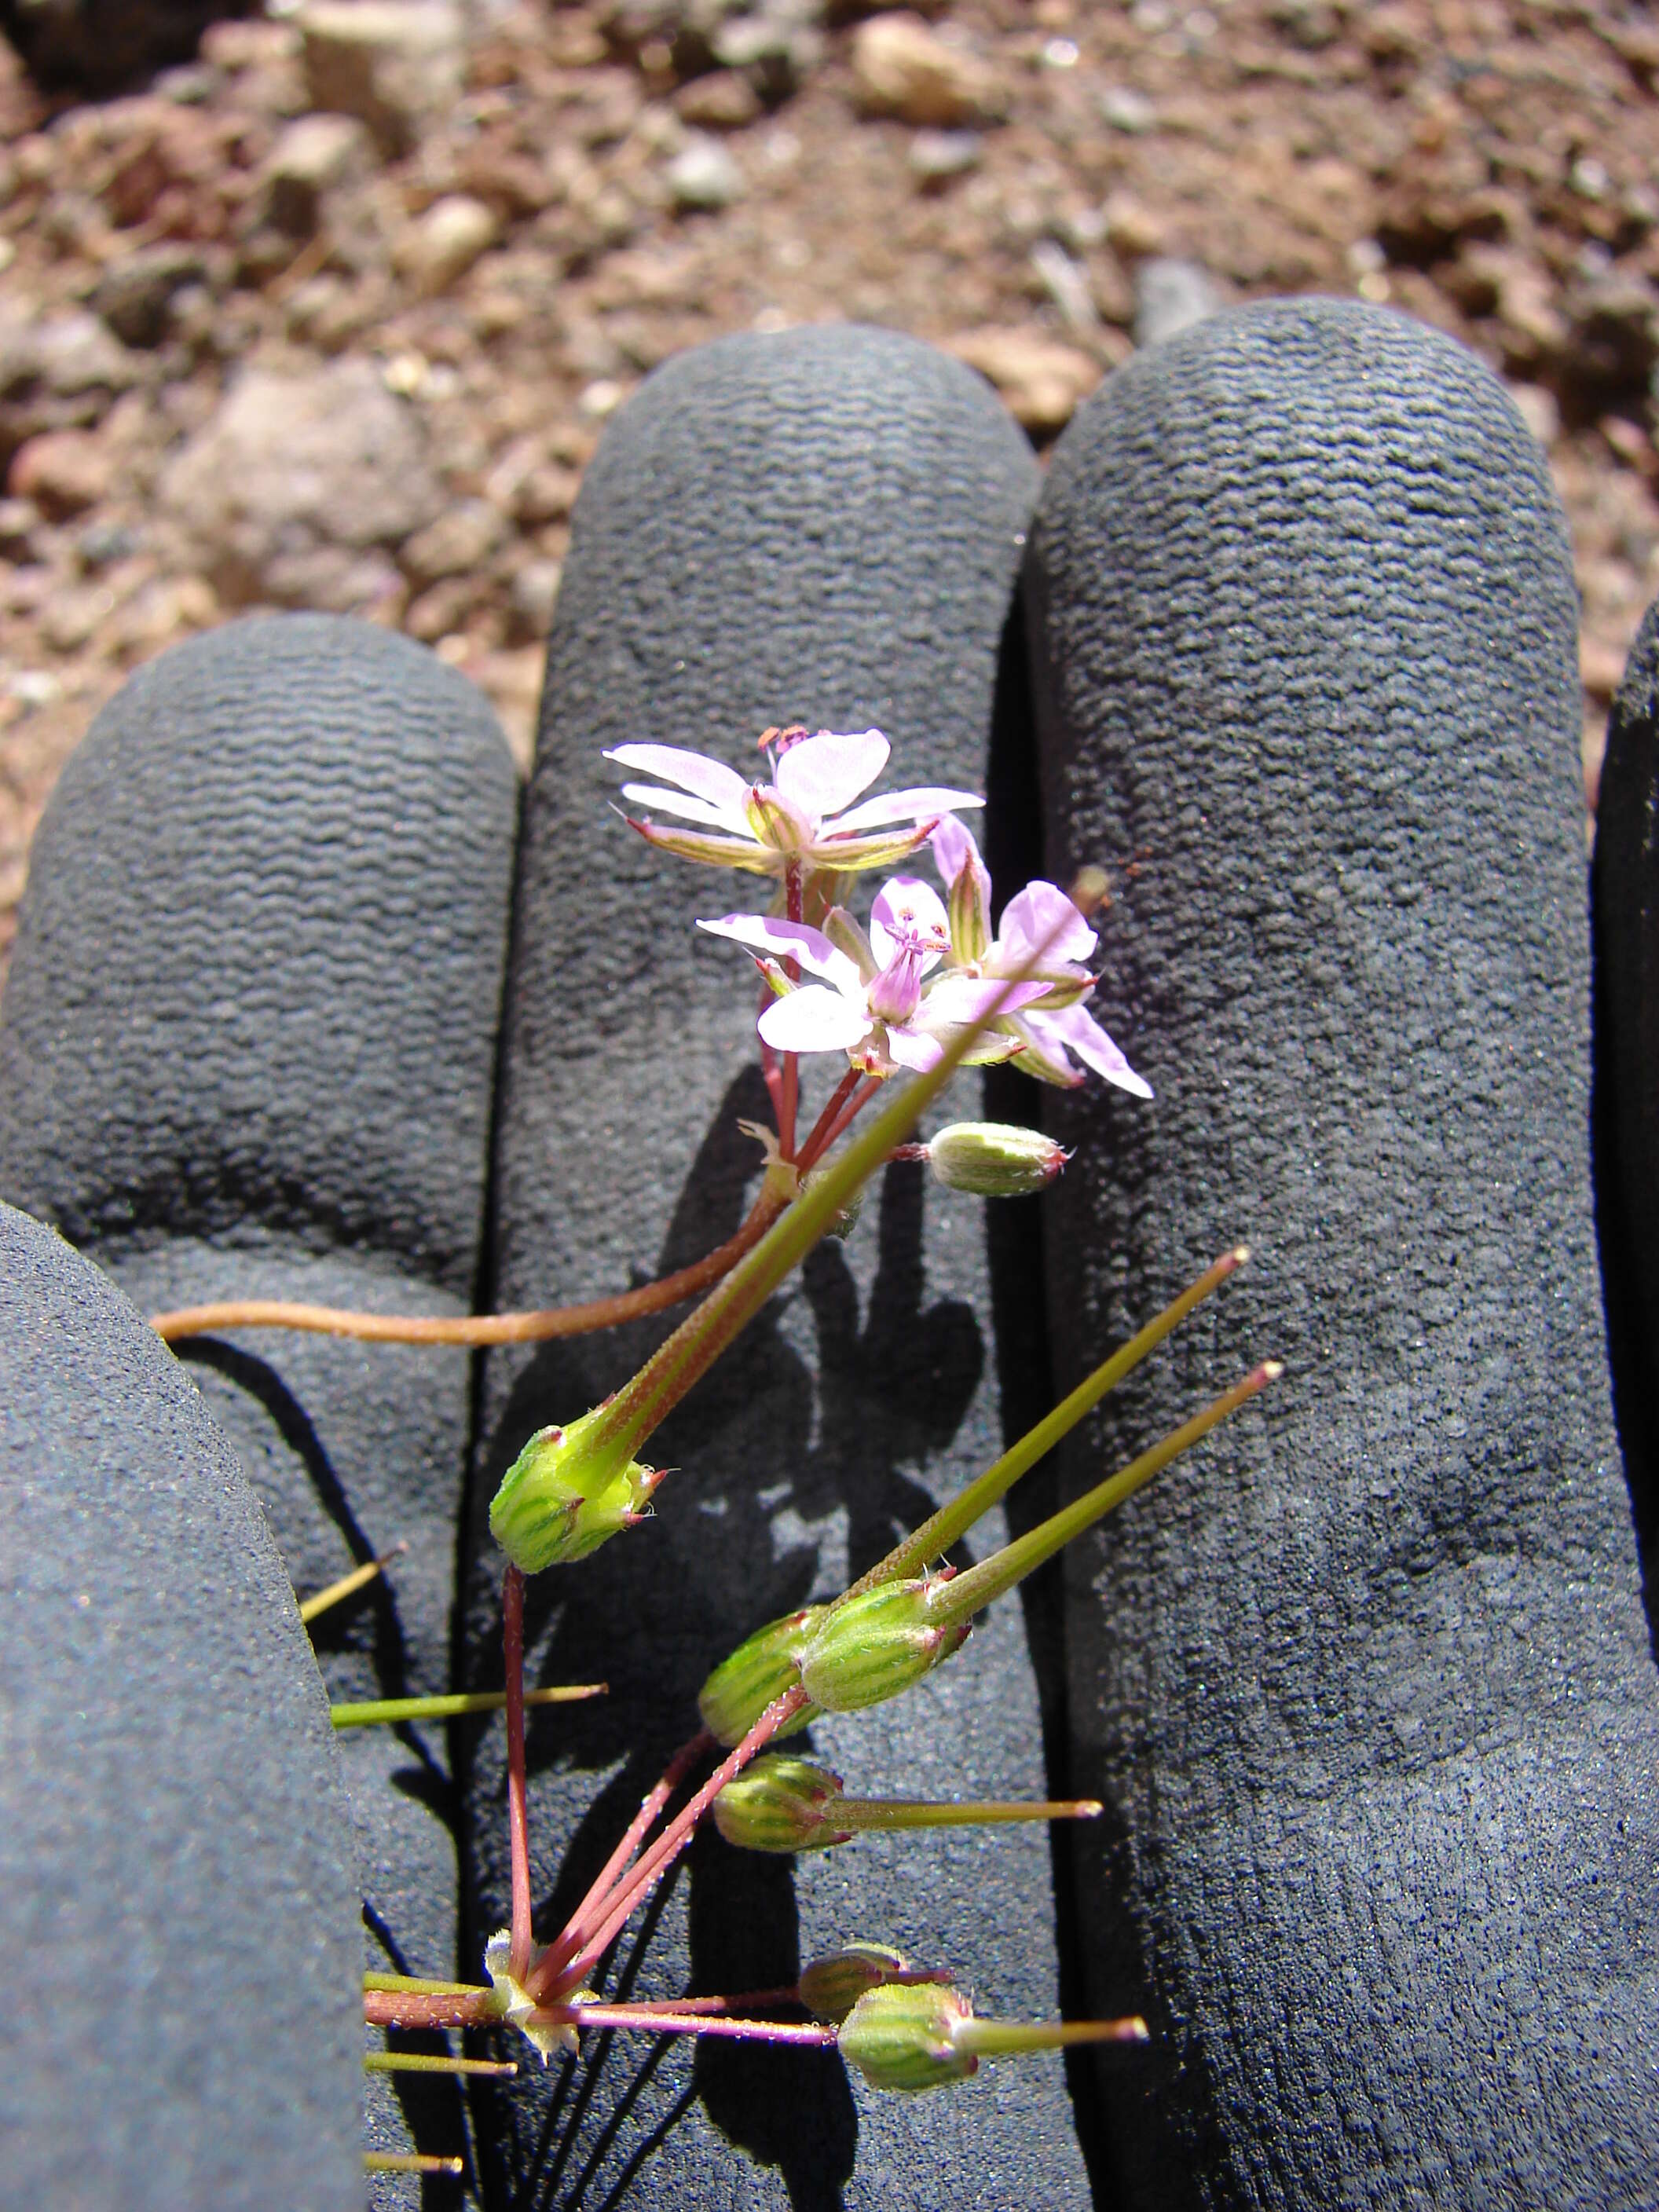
[363,2052,517,2078]
[331,1684,606,1727]
[934,1361,1282,1627]
[954,2017,1148,2056]
[837,1796,1102,1833]
[582,955,1071,1470]
[844,1245,1249,1601]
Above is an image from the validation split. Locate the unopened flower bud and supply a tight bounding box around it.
[797,1943,914,2023]
[489,1408,663,1573]
[925,1121,1068,1199]
[797,1578,969,1715]
[698,1606,826,1746]
[713,1754,848,1852]
[838,1981,977,2095]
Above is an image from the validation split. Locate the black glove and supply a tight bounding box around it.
[3,301,1656,2210]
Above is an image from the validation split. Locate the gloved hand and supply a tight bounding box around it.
[2,301,1655,2211]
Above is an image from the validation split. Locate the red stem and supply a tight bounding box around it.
[529,2003,835,2048]
[793,1064,863,1174]
[545,1687,810,1998]
[796,1075,883,1173]
[527,1729,713,2000]
[779,859,804,1157]
[364,1990,500,2031]
[503,1566,533,1982]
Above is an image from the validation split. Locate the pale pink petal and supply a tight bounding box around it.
[774,728,890,820]
[929,815,981,886]
[1027,1004,1152,1099]
[619,782,745,833]
[696,914,857,990]
[870,877,950,967]
[921,974,1050,1028]
[886,1027,945,1073]
[758,986,872,1056]
[606,744,751,826]
[826,786,986,835]
[999,881,1098,967]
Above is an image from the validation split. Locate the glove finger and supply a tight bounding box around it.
[0,613,518,2191]
[0,1201,363,2208]
[463,325,1102,2207]
[1591,595,1659,1590]
[1027,297,1659,2207]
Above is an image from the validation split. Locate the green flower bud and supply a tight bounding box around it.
[489,1408,662,1573]
[925,1122,1068,1199]
[797,1578,969,1715]
[712,1755,848,1852]
[797,1944,913,2023]
[698,1606,826,1746]
[838,1982,977,2095]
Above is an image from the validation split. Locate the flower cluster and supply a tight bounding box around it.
[617,723,1150,1097]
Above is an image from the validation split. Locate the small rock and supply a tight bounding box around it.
[0,310,139,449]
[91,246,208,350]
[511,464,581,527]
[946,326,1102,435]
[299,0,464,155]
[665,134,744,211]
[712,5,824,104]
[1099,85,1156,134]
[1133,257,1228,349]
[41,583,115,657]
[394,194,500,295]
[7,430,112,518]
[908,128,982,185]
[1507,383,1561,452]
[851,12,997,128]
[675,70,764,130]
[1565,273,1657,405]
[1101,191,1167,258]
[0,498,40,560]
[77,519,142,571]
[404,574,478,643]
[263,113,370,236]
[508,558,564,642]
[1030,237,1098,331]
[401,499,504,584]
[159,358,443,606]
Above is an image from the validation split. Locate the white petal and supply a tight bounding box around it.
[758,986,873,1056]
[619,782,745,833]
[774,729,889,819]
[698,914,859,990]
[886,1027,945,1073]
[870,876,951,966]
[826,786,986,835]
[606,744,751,827]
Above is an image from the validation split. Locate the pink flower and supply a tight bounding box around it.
[700,877,1048,1075]
[931,818,1152,1099]
[607,727,984,880]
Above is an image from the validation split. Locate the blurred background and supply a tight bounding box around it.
[2,0,1654,987]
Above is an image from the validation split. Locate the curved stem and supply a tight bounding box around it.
[149,1188,786,1345]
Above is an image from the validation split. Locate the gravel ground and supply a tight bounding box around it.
[2,0,1656,983]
